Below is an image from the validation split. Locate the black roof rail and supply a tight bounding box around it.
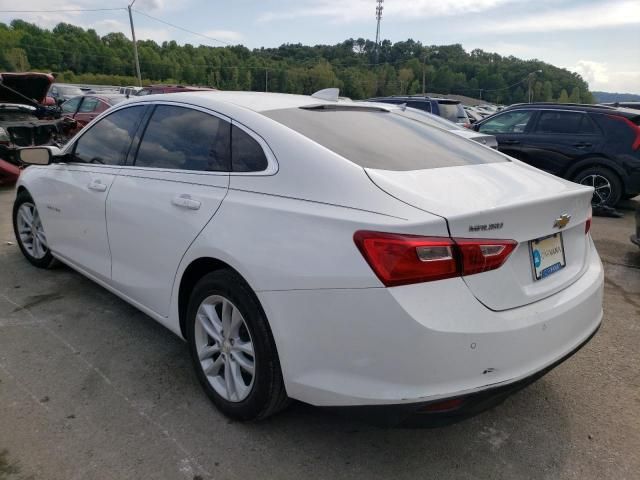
[508,102,616,110]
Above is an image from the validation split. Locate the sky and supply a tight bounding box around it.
[1,0,639,93]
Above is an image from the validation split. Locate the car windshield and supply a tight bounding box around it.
[263,106,507,171]
[437,102,467,123]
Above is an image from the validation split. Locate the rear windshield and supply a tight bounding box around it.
[263,106,507,171]
[437,102,467,123]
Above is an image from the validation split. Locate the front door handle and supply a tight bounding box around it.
[573,142,592,148]
[87,180,107,192]
[501,139,521,145]
[172,194,201,210]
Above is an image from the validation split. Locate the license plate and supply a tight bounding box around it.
[529,233,566,280]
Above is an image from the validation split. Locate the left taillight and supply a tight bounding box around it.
[354,231,517,287]
[585,207,592,235]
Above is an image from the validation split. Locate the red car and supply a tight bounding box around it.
[0,72,63,185]
[61,93,127,135]
[136,84,216,96]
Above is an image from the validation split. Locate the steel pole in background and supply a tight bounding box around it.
[128,1,142,87]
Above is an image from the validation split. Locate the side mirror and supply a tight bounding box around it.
[57,98,64,106]
[19,147,52,166]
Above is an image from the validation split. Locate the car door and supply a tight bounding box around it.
[106,103,230,317]
[477,110,536,161]
[523,110,603,175]
[36,105,147,282]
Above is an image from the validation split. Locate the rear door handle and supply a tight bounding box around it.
[87,180,107,192]
[501,140,520,145]
[172,194,201,210]
[573,142,592,148]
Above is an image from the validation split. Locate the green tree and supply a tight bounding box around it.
[558,89,570,103]
[569,87,581,103]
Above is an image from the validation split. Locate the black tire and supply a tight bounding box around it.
[12,190,57,269]
[186,269,289,421]
[573,166,623,207]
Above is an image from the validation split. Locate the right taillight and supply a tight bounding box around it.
[354,231,517,287]
[585,207,592,235]
[607,114,640,150]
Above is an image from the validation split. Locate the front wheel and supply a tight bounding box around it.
[186,270,289,421]
[12,190,57,268]
[573,166,622,207]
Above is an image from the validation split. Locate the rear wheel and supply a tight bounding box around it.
[186,270,289,420]
[12,190,57,268]
[573,166,622,207]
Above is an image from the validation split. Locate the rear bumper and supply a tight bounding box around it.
[326,322,600,427]
[259,238,604,408]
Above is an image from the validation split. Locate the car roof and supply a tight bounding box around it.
[369,95,460,103]
[123,91,400,113]
[505,102,640,118]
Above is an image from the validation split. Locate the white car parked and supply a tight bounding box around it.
[13,90,603,425]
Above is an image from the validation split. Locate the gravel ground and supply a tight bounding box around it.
[1,185,639,480]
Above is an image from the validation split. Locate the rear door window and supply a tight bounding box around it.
[437,102,466,123]
[61,97,81,114]
[78,97,99,113]
[264,106,507,171]
[407,101,432,113]
[479,110,535,134]
[134,105,231,172]
[534,111,597,134]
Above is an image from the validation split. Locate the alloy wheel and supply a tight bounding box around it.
[16,202,48,259]
[579,174,612,206]
[194,295,255,402]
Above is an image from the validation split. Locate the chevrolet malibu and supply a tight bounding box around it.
[12,91,603,425]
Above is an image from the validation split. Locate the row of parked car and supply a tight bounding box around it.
[367,94,640,208]
[2,72,640,210]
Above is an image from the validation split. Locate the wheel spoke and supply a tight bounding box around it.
[229,307,243,337]
[224,359,236,400]
[221,300,232,335]
[233,340,254,356]
[19,207,33,228]
[203,355,224,376]
[197,305,223,343]
[198,343,220,361]
[231,351,254,375]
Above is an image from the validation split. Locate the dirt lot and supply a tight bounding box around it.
[1,184,639,480]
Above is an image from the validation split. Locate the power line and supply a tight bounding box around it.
[132,9,231,46]
[0,8,125,13]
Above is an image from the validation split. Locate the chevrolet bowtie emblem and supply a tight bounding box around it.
[553,214,571,229]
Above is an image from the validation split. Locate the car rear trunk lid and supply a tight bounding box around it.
[366,162,594,310]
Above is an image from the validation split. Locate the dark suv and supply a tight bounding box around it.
[474,103,640,206]
[367,96,469,125]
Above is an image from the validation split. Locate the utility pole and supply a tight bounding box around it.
[421,49,438,95]
[265,68,268,92]
[527,69,542,103]
[128,0,142,87]
[374,0,383,64]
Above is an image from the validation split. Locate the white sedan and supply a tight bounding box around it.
[13,90,603,425]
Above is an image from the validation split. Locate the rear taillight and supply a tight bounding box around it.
[585,207,592,235]
[455,238,518,275]
[354,231,517,287]
[607,114,640,150]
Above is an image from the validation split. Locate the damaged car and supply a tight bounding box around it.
[0,72,66,184]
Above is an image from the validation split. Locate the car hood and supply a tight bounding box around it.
[0,72,54,106]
